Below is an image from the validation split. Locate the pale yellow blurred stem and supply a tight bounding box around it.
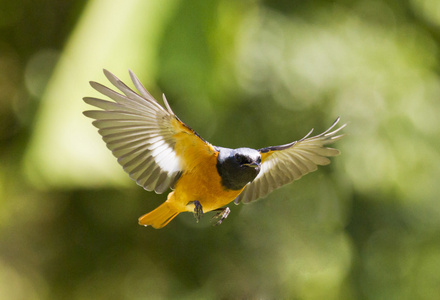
[23,0,178,189]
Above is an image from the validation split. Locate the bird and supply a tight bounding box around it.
[83,69,346,229]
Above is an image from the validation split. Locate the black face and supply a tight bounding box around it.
[216,147,261,190]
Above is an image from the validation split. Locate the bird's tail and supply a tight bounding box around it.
[138,201,180,229]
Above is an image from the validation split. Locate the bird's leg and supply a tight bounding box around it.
[192,200,204,223]
[211,207,231,226]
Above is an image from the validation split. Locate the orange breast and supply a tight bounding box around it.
[171,151,243,213]
[169,118,243,212]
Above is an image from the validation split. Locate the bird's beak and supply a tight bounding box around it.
[244,162,260,168]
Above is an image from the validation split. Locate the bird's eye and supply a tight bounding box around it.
[234,153,242,162]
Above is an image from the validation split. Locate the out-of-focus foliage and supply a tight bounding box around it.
[1,0,440,299]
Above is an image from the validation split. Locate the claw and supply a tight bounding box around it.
[193,200,204,223]
[212,207,231,226]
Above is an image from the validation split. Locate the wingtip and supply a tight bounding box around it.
[338,122,348,130]
[334,117,349,130]
[89,80,105,92]
[88,69,112,85]
[331,117,340,128]
[128,69,140,87]
[103,68,117,82]
[162,93,175,115]
[299,128,314,141]
[82,110,93,118]
[326,120,347,137]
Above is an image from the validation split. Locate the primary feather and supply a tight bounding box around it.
[83,70,184,193]
[235,118,346,204]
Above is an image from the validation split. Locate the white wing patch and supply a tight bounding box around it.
[83,70,183,194]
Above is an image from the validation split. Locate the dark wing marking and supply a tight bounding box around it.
[235,118,346,204]
[83,69,215,193]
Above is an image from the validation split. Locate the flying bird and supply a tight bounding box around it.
[83,70,345,229]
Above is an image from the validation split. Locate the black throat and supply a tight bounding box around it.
[215,147,261,190]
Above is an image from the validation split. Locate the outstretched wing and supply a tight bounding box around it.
[235,118,346,204]
[83,69,216,194]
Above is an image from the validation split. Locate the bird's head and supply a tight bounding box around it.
[216,147,261,190]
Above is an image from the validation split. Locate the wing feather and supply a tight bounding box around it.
[83,69,214,193]
[235,118,346,204]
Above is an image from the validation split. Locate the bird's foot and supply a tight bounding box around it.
[192,200,204,223]
[212,207,231,226]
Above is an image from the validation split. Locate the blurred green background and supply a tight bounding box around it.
[1,0,440,299]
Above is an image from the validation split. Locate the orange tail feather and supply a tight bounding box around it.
[138,202,180,229]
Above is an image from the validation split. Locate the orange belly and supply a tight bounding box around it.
[170,152,244,213]
[169,123,243,213]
